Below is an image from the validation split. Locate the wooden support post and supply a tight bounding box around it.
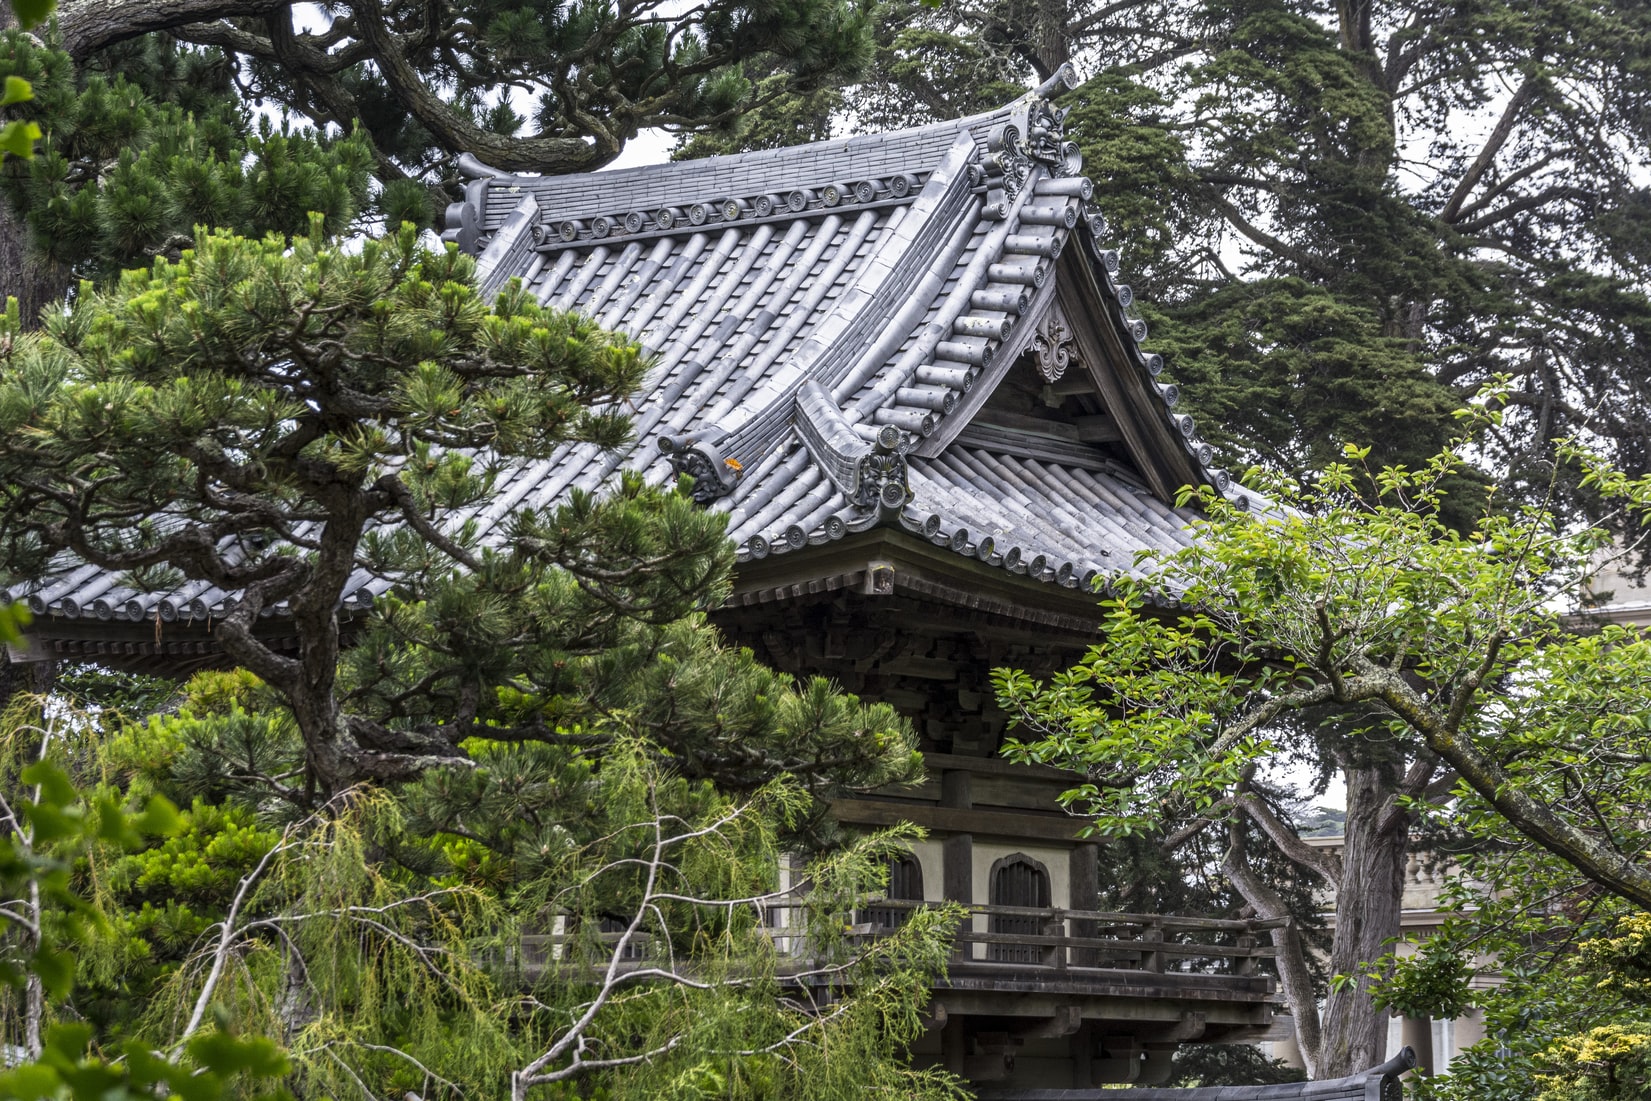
[942,1015,967,1076]
[0,651,55,706]
[943,833,973,961]
[1138,1044,1177,1085]
[1071,1022,1094,1088]
[1070,843,1098,967]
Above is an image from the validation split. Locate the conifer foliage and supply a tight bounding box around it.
[0,670,962,1100]
[806,0,1651,514]
[0,34,377,279]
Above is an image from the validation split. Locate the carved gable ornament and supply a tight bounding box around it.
[1031,303,1078,383]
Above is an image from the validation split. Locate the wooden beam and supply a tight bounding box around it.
[1075,414,1122,443]
[831,797,1091,841]
[925,751,1082,782]
[974,407,1081,441]
[1042,378,1094,397]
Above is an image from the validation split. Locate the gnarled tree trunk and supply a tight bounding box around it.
[1224,753,1413,1079]
[0,200,72,328]
[1,3,75,327]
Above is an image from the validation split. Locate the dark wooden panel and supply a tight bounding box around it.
[832,797,1090,841]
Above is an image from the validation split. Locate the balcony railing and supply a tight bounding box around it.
[851,901,1281,980]
[507,901,1283,990]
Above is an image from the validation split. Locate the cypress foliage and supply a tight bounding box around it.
[732,0,1651,521]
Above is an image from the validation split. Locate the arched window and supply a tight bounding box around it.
[866,854,924,930]
[989,854,1050,963]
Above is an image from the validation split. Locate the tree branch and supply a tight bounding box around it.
[1345,657,1651,910]
[348,1,621,173]
[1441,76,1536,224]
[1207,194,1337,279]
[53,0,292,61]
[1235,789,1343,887]
[1222,818,1322,1078]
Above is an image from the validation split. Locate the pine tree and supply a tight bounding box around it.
[0,209,948,1099]
[0,30,417,321]
[0,4,952,1093]
[0,223,922,800]
[38,0,873,175]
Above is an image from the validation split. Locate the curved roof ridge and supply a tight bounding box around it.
[654,129,982,501]
[441,97,1025,256]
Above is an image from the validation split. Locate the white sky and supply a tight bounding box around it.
[602,129,676,170]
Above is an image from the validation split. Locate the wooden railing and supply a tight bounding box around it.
[846,901,1282,978]
[506,902,1282,986]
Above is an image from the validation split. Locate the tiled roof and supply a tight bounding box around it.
[9,67,1249,631]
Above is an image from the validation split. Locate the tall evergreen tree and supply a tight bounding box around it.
[744,0,1651,511]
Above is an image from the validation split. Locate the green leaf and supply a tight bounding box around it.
[0,75,30,107]
[131,794,183,837]
[30,946,72,998]
[21,800,77,842]
[7,0,54,29]
[187,1029,292,1080]
[0,1063,62,1099]
[0,119,42,161]
[43,1021,94,1059]
[22,762,77,809]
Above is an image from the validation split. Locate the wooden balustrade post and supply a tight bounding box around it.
[1235,933,1259,976]
[1142,919,1164,974]
[1046,911,1066,970]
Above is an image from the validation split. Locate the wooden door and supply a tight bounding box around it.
[989,856,1049,963]
[866,855,924,930]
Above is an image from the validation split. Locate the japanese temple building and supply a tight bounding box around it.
[448,67,1284,1086]
[7,68,1302,1092]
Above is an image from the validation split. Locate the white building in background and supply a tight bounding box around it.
[1579,552,1651,628]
